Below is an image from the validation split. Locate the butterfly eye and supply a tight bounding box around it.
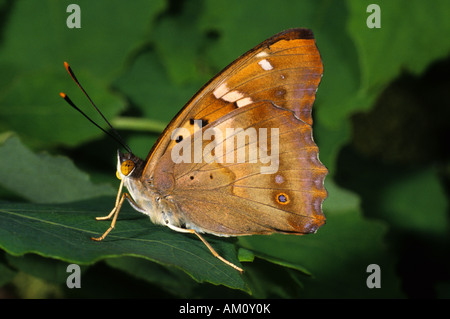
[120,159,135,176]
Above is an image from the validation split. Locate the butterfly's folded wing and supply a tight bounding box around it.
[143,28,326,236]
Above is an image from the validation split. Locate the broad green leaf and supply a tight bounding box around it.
[0,136,114,203]
[0,198,247,292]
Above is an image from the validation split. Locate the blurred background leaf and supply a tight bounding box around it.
[0,135,114,203]
[0,0,166,148]
[0,0,449,298]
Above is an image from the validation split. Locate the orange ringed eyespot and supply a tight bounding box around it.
[276,193,290,205]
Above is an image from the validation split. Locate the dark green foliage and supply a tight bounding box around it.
[0,0,449,298]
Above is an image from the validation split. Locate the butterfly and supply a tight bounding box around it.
[61,28,327,273]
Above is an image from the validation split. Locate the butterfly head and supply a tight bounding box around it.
[116,150,145,181]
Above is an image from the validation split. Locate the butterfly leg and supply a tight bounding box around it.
[91,180,133,241]
[95,179,125,221]
[167,224,243,273]
[193,231,244,273]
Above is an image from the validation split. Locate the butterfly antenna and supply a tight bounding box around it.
[60,62,132,154]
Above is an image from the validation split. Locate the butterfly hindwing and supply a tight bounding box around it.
[152,100,327,235]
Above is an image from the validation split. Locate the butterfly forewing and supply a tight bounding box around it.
[143,28,322,174]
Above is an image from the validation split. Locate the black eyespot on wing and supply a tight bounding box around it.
[189,118,209,126]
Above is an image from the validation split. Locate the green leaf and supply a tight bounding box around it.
[0,0,166,148]
[0,197,247,292]
[152,0,208,86]
[347,0,450,93]
[0,136,114,203]
[237,248,255,263]
[113,50,203,124]
[0,137,246,292]
[342,0,450,148]
[371,167,448,236]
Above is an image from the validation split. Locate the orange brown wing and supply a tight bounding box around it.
[143,28,323,175]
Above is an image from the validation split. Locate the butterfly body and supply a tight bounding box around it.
[64,28,327,272]
[117,150,198,233]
